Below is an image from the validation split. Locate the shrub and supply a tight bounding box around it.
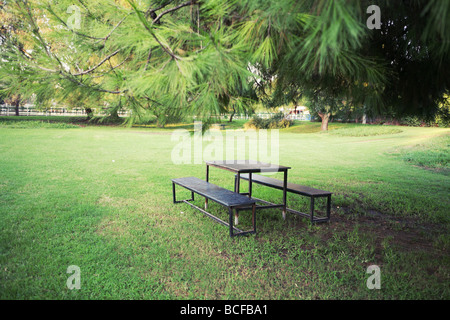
[400,116,423,127]
[399,112,450,128]
[435,109,450,128]
[245,112,293,129]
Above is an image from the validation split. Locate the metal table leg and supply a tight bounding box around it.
[282,170,288,220]
[205,164,209,210]
[248,172,253,198]
[235,172,240,225]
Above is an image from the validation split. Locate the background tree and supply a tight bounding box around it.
[369,0,450,121]
[233,0,387,130]
[234,0,449,130]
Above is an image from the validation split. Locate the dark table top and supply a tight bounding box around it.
[206,160,290,173]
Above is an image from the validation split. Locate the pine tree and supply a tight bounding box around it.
[1,0,448,129]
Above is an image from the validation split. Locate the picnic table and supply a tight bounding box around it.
[205,160,291,224]
[172,159,331,237]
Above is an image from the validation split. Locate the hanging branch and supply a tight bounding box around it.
[145,1,173,19]
[127,0,181,61]
[72,49,121,76]
[62,73,126,94]
[144,48,153,71]
[99,13,131,43]
[20,0,69,74]
[47,6,131,42]
[152,1,197,25]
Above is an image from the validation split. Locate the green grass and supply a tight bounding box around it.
[0,117,449,300]
[283,121,404,136]
[282,121,353,133]
[0,115,89,124]
[0,120,80,129]
[398,134,450,170]
[327,125,403,137]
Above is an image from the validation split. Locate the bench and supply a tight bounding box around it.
[237,174,331,223]
[172,177,257,237]
[212,123,227,130]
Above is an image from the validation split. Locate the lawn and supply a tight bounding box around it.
[0,117,449,300]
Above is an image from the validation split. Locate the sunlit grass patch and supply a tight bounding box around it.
[328,125,403,137]
[399,134,450,170]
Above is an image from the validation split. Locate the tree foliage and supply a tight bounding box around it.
[1,0,258,124]
[371,0,450,119]
[0,0,449,128]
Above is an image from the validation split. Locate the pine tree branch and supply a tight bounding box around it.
[47,6,131,42]
[72,49,121,76]
[21,0,67,72]
[152,1,197,25]
[48,10,105,40]
[21,0,51,58]
[33,65,60,73]
[127,0,181,61]
[144,48,153,70]
[62,73,126,95]
[145,1,173,18]
[101,13,131,42]
[151,32,180,60]
[92,54,131,78]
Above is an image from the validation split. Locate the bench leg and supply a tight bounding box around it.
[172,183,194,204]
[310,196,315,223]
[327,194,331,220]
[172,182,176,203]
[229,205,256,237]
[229,207,234,237]
[310,195,331,223]
[252,203,256,232]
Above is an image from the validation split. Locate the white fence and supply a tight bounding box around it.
[0,105,129,117]
[220,113,311,121]
[286,114,311,121]
[0,105,310,121]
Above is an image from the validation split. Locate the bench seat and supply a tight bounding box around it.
[238,174,331,223]
[239,174,332,197]
[172,177,256,208]
[172,177,256,237]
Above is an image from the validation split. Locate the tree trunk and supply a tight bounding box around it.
[110,98,121,119]
[110,108,120,119]
[9,94,21,116]
[318,112,330,131]
[85,107,93,120]
[229,105,235,122]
